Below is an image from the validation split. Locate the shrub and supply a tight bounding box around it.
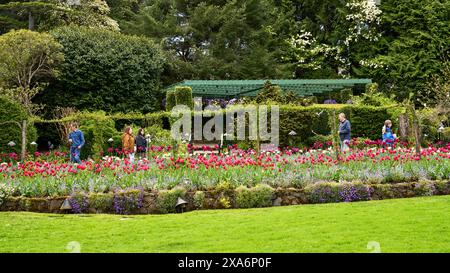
[338,182,372,202]
[69,191,89,214]
[0,183,14,206]
[156,186,187,214]
[166,90,176,111]
[340,88,353,103]
[88,192,113,212]
[42,26,166,114]
[0,96,37,154]
[113,188,144,214]
[371,184,395,200]
[174,86,193,109]
[304,182,340,203]
[256,81,283,103]
[76,111,120,160]
[193,191,205,209]
[413,181,437,197]
[434,180,450,195]
[218,196,231,209]
[145,125,172,147]
[235,184,274,208]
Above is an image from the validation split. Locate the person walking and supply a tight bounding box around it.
[338,113,351,152]
[68,122,85,164]
[122,126,135,163]
[382,120,396,146]
[135,128,148,159]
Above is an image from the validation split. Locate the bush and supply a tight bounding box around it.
[371,184,395,200]
[413,181,437,197]
[41,26,166,114]
[145,125,172,147]
[0,96,37,154]
[88,192,113,212]
[235,184,274,208]
[193,191,205,209]
[278,104,397,147]
[113,188,144,214]
[304,182,340,203]
[174,86,194,109]
[256,81,283,104]
[166,90,176,111]
[338,182,372,202]
[0,183,14,206]
[69,191,89,214]
[340,88,353,103]
[77,111,121,160]
[156,186,187,214]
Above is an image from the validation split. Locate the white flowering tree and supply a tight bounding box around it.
[284,0,382,78]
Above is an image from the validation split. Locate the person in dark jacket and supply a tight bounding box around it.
[338,113,351,152]
[68,122,85,164]
[135,128,148,159]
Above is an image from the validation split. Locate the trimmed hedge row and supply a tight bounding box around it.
[1,180,449,214]
[32,103,405,153]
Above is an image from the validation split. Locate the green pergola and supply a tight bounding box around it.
[166,79,372,98]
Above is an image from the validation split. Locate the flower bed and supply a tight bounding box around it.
[1,141,450,214]
[1,180,449,214]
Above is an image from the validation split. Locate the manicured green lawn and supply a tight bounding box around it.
[1,196,450,253]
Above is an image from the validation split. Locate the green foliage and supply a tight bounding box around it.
[156,186,187,214]
[413,181,437,197]
[235,184,274,208]
[340,89,353,104]
[76,111,120,160]
[0,0,119,33]
[174,86,193,109]
[112,188,143,214]
[88,192,113,212]
[352,85,397,107]
[278,104,398,146]
[0,29,64,115]
[122,0,291,83]
[40,26,166,114]
[0,183,14,206]
[304,182,340,203]
[193,191,205,209]
[256,81,283,104]
[145,125,172,147]
[165,90,176,111]
[357,0,450,100]
[0,96,37,154]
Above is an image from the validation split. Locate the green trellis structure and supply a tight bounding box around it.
[165,79,372,99]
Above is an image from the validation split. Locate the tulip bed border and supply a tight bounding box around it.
[1,180,449,214]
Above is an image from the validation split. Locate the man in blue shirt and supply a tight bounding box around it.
[338,113,351,152]
[68,122,85,163]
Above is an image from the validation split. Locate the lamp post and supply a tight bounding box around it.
[107,138,114,156]
[438,123,445,142]
[145,134,151,159]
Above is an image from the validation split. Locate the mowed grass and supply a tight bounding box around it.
[1,196,450,253]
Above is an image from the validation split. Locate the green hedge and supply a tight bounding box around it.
[278,104,396,147]
[165,90,176,111]
[174,86,193,109]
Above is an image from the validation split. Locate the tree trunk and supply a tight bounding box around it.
[398,114,410,141]
[21,120,27,162]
